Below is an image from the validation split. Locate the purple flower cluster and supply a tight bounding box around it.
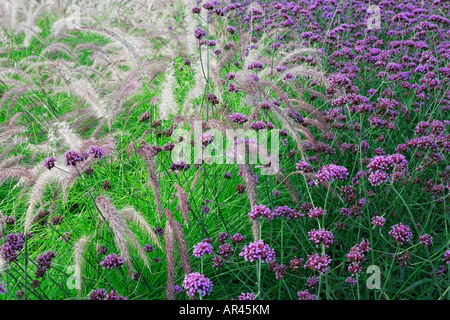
[316,164,349,183]
[170,160,190,171]
[295,160,313,173]
[1,232,33,263]
[247,61,264,71]
[201,132,215,147]
[193,240,214,258]
[194,27,206,40]
[367,154,408,186]
[35,250,56,278]
[105,291,127,300]
[100,253,124,270]
[389,223,413,246]
[372,215,386,227]
[346,240,371,276]
[297,290,318,300]
[419,234,433,247]
[239,240,275,263]
[89,145,105,159]
[229,112,248,124]
[237,292,255,300]
[64,150,83,166]
[230,233,245,244]
[248,204,273,220]
[307,207,326,219]
[304,253,331,274]
[308,229,334,248]
[43,156,56,170]
[144,244,154,252]
[88,288,107,300]
[182,272,213,298]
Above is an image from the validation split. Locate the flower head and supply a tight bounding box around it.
[100,253,124,270]
[43,157,56,170]
[239,240,275,263]
[182,272,213,298]
[389,223,413,246]
[193,240,214,258]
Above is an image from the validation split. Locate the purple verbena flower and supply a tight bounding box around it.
[182,272,213,298]
[100,253,124,270]
[43,157,56,170]
[239,240,275,263]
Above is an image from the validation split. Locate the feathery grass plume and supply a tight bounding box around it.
[269,105,310,160]
[41,43,81,64]
[284,65,329,87]
[164,219,175,300]
[158,65,178,120]
[0,67,34,84]
[95,195,134,274]
[22,2,50,47]
[137,146,163,221]
[288,98,327,124]
[95,195,151,276]
[205,119,229,136]
[0,166,35,188]
[24,160,69,232]
[0,125,26,145]
[182,61,206,116]
[295,88,328,101]
[164,208,191,275]
[74,235,91,297]
[109,62,167,128]
[301,117,336,143]
[0,252,6,275]
[218,31,248,70]
[190,166,202,190]
[275,171,300,205]
[118,207,162,249]
[0,215,4,239]
[277,47,325,66]
[0,84,35,116]
[242,104,262,131]
[0,136,27,163]
[239,164,259,240]
[68,78,108,120]
[0,0,19,33]
[56,121,84,150]
[81,26,145,76]
[180,0,199,55]
[0,155,24,169]
[174,184,190,227]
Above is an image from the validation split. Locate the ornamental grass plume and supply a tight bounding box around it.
[74,235,90,296]
[137,145,163,221]
[164,219,175,300]
[95,195,151,276]
[164,209,191,275]
[174,184,191,227]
